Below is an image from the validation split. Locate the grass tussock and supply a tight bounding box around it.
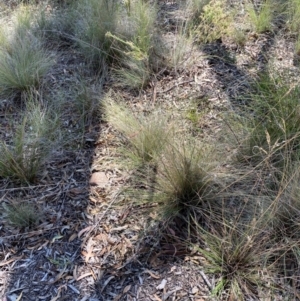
[264,164,300,288]
[238,73,300,167]
[74,0,119,70]
[74,78,104,126]
[285,0,300,33]
[109,0,157,89]
[186,0,211,29]
[195,218,274,299]
[103,95,172,165]
[247,0,274,34]
[166,24,194,72]
[0,9,53,98]
[4,201,40,229]
[104,95,218,221]
[156,141,215,216]
[0,95,61,183]
[272,165,300,240]
[34,4,79,48]
[295,35,300,56]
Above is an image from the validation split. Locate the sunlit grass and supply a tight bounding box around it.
[0,8,53,98]
[247,0,274,33]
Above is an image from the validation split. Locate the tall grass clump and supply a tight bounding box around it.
[155,140,215,218]
[0,96,61,183]
[74,0,119,71]
[295,35,300,56]
[166,24,194,73]
[103,95,172,165]
[239,73,300,168]
[109,0,157,89]
[264,164,300,291]
[34,4,79,48]
[0,8,53,98]
[247,0,274,33]
[270,163,300,239]
[72,78,104,146]
[194,218,274,300]
[186,0,211,28]
[74,84,101,126]
[285,0,300,33]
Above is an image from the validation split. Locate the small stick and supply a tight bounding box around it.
[199,270,212,290]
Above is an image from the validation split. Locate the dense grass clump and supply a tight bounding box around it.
[4,201,40,229]
[271,165,300,240]
[285,0,300,33]
[109,0,158,89]
[0,10,53,98]
[195,218,274,299]
[74,0,119,70]
[239,73,300,167]
[34,4,79,48]
[0,96,60,183]
[247,0,275,33]
[104,96,172,165]
[156,141,214,217]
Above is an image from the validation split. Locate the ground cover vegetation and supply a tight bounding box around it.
[1,0,300,300]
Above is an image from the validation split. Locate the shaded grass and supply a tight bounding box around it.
[34,3,79,48]
[74,0,119,71]
[186,0,211,29]
[3,201,40,229]
[104,94,218,222]
[0,94,61,183]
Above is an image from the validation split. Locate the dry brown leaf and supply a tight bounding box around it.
[94,233,108,242]
[76,272,93,281]
[153,294,163,301]
[68,233,77,242]
[123,285,131,293]
[99,246,108,256]
[122,236,133,248]
[78,226,93,238]
[48,268,68,285]
[81,249,94,263]
[73,265,78,280]
[144,269,160,279]
[0,255,23,267]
